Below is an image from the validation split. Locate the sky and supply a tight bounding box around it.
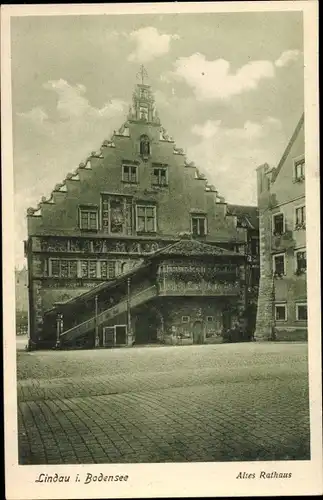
[11,12,304,268]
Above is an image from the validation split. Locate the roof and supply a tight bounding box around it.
[271,113,304,183]
[227,204,259,230]
[148,238,243,258]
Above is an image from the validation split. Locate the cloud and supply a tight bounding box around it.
[14,80,128,267]
[18,106,48,125]
[263,116,283,129]
[192,120,221,139]
[192,116,282,141]
[172,53,275,100]
[128,27,180,63]
[42,79,126,120]
[188,117,287,205]
[275,50,301,68]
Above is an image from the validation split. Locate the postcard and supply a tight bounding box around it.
[2,1,322,498]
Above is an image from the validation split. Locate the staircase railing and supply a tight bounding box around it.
[60,285,157,342]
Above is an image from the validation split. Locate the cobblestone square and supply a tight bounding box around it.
[17,341,310,464]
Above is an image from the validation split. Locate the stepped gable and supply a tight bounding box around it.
[227,204,259,230]
[149,238,242,258]
[27,69,224,215]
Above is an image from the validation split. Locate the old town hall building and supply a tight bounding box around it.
[25,73,259,349]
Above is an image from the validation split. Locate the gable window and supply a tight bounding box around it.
[273,253,285,276]
[295,206,306,229]
[140,135,151,157]
[294,156,305,181]
[136,205,156,233]
[272,213,284,235]
[182,316,190,323]
[296,303,307,321]
[275,303,287,321]
[206,316,214,322]
[295,249,307,274]
[122,165,138,184]
[152,167,168,186]
[191,215,207,237]
[79,207,98,231]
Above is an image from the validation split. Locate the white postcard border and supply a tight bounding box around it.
[2,2,321,499]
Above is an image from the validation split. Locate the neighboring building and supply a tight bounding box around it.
[255,114,306,341]
[15,267,28,335]
[227,204,260,336]
[25,75,260,349]
[15,267,28,311]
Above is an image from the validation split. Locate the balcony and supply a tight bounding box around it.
[158,278,240,297]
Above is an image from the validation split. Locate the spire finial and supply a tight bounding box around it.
[137,65,148,85]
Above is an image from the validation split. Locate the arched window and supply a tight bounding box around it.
[140,135,151,157]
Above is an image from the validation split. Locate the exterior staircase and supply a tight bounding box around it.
[59,285,157,344]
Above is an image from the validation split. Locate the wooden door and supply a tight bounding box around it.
[103,326,115,347]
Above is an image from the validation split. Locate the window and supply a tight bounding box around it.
[272,213,284,235]
[81,260,97,279]
[294,157,305,181]
[122,165,138,184]
[295,206,306,229]
[275,303,287,321]
[206,316,214,322]
[182,316,190,323]
[51,259,60,277]
[136,205,156,232]
[100,261,116,279]
[140,135,150,156]
[295,250,307,274]
[251,266,260,285]
[191,215,207,237]
[250,238,259,255]
[79,207,98,231]
[50,259,78,278]
[296,303,307,321]
[152,167,168,186]
[273,253,285,276]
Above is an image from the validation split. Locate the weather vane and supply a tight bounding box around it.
[137,65,148,85]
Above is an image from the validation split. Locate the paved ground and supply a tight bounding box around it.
[17,340,310,464]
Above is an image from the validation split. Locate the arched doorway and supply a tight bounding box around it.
[193,321,204,344]
[134,306,163,345]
